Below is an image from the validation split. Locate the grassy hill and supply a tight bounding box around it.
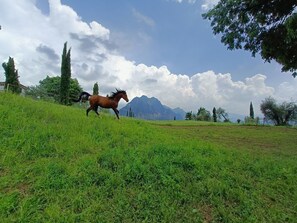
[0,93,296,222]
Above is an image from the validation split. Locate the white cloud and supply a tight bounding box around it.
[275,79,297,102]
[0,0,296,116]
[174,0,197,4]
[132,9,155,28]
[201,0,219,11]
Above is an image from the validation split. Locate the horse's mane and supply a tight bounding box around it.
[108,89,126,99]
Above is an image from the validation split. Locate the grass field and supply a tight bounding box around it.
[0,92,296,222]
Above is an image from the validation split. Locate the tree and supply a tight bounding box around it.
[250,102,254,119]
[93,82,99,95]
[260,97,297,126]
[196,107,211,121]
[128,107,134,117]
[213,107,217,122]
[39,76,60,101]
[216,107,229,122]
[26,76,82,102]
[2,57,21,94]
[60,42,71,105]
[185,111,193,120]
[69,78,83,102]
[203,1,297,77]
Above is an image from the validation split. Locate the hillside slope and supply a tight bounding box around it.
[0,93,296,222]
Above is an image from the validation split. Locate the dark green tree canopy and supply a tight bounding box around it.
[185,111,193,120]
[203,0,297,77]
[93,82,99,95]
[250,102,254,119]
[212,107,217,122]
[60,42,72,105]
[27,75,82,103]
[2,57,21,94]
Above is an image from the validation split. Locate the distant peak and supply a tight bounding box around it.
[139,95,159,102]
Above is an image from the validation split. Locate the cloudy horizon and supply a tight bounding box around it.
[0,0,296,116]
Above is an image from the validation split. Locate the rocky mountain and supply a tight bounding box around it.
[119,95,185,120]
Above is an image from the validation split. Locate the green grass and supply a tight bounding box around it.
[153,121,297,156]
[0,92,296,222]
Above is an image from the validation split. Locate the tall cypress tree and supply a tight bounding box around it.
[93,82,99,95]
[2,57,21,94]
[60,42,71,105]
[212,107,217,122]
[250,102,254,119]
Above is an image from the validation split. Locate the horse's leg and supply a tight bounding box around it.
[86,106,92,116]
[94,105,99,116]
[112,108,120,119]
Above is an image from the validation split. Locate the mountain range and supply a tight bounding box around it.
[119,95,186,120]
[119,95,254,122]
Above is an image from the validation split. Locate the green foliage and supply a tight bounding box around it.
[60,42,71,105]
[203,0,297,77]
[244,116,260,125]
[92,82,99,95]
[2,57,21,94]
[260,97,297,125]
[250,102,254,119]
[212,107,217,122]
[185,108,212,122]
[197,107,211,121]
[185,111,193,120]
[1,93,296,222]
[127,107,134,117]
[216,107,229,122]
[26,76,82,103]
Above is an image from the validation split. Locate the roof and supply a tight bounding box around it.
[0,82,28,90]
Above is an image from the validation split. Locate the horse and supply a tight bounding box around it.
[73,91,90,103]
[73,89,129,119]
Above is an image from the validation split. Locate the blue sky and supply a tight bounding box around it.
[73,1,289,77]
[36,0,292,85]
[1,0,296,115]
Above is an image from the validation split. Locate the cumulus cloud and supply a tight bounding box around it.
[275,79,297,102]
[36,44,59,61]
[0,0,296,116]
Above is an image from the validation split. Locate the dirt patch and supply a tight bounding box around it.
[199,204,213,223]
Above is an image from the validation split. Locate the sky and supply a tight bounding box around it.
[0,0,296,116]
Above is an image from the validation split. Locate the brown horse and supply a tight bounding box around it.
[73,89,129,119]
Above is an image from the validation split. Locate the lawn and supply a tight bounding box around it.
[0,93,296,222]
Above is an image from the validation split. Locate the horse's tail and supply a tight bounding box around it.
[73,91,91,102]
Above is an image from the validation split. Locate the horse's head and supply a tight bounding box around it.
[121,91,129,102]
[112,89,129,102]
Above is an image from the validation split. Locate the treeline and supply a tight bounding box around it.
[186,100,297,126]
[1,42,101,105]
[26,76,82,103]
[186,107,230,122]
[2,42,75,104]
[2,43,297,125]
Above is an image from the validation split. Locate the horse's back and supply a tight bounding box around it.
[89,95,111,108]
[89,95,101,104]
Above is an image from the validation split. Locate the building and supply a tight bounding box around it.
[0,82,28,95]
